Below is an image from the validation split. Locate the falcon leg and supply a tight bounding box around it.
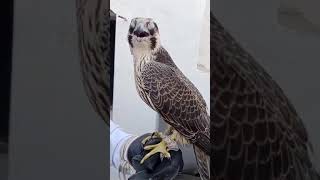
[164,126,174,136]
[140,132,178,164]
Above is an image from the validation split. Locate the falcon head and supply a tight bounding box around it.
[127,17,160,52]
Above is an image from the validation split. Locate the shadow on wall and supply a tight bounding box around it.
[278,0,320,34]
[0,1,14,180]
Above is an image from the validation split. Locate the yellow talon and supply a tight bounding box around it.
[140,140,170,164]
[141,135,152,145]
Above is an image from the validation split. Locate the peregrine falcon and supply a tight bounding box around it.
[127,18,210,180]
[211,13,320,180]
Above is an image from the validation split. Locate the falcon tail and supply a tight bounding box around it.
[194,145,210,180]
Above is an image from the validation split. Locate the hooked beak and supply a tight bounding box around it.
[133,26,149,38]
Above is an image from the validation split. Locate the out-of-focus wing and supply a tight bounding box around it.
[211,13,319,180]
[75,0,113,125]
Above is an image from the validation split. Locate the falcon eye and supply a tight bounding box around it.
[129,26,134,34]
[147,21,156,35]
[147,22,154,29]
[129,20,136,33]
[130,19,137,27]
[153,22,158,30]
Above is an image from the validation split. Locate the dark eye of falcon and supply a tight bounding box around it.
[129,20,136,34]
[129,26,134,34]
[147,22,156,35]
[153,22,158,31]
[149,22,158,36]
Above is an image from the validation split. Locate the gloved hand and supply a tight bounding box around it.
[127,133,184,180]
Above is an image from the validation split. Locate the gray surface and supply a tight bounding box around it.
[0,154,8,180]
[9,1,108,180]
[213,0,320,168]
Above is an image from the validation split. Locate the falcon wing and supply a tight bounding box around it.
[211,14,319,180]
[139,61,210,155]
[76,0,112,125]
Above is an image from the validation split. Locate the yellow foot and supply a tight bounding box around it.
[140,140,170,164]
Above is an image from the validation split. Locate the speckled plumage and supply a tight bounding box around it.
[75,0,111,125]
[128,18,210,179]
[211,13,320,180]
